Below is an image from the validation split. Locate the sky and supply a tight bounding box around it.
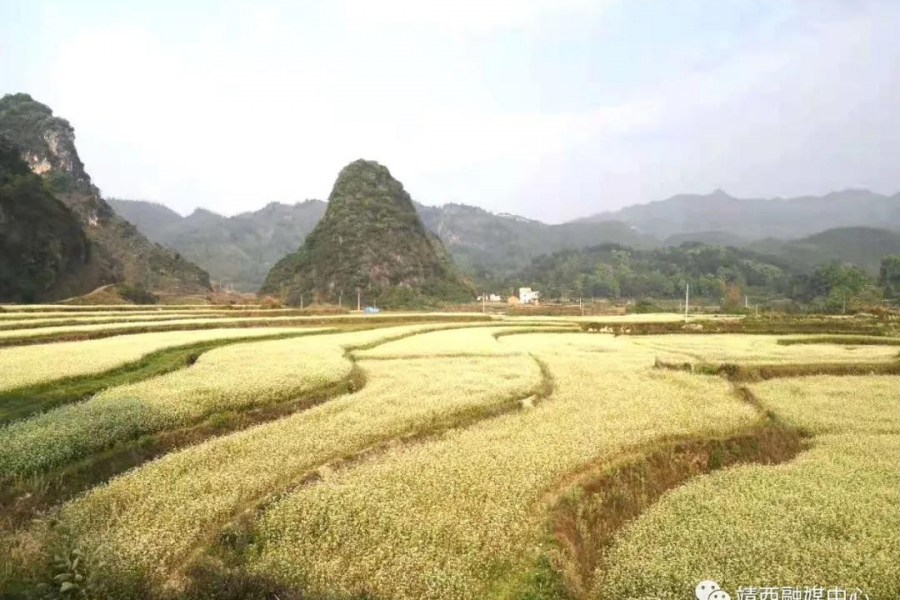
[2,0,899,223]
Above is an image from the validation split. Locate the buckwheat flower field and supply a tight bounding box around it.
[1,308,898,600]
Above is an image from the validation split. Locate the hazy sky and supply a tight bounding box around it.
[2,0,899,222]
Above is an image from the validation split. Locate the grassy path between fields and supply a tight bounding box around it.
[1,327,555,598]
[577,316,894,337]
[0,330,338,425]
[171,351,556,599]
[513,356,900,600]
[0,372,363,532]
[13,328,894,599]
[513,383,807,600]
[0,324,535,535]
[2,325,517,597]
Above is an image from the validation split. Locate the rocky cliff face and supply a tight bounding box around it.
[0,136,105,301]
[261,160,473,306]
[0,94,90,182]
[0,93,211,296]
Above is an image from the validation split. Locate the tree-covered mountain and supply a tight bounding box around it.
[748,227,900,276]
[0,93,210,298]
[512,241,895,313]
[515,243,794,304]
[261,160,473,307]
[109,198,652,292]
[108,198,326,291]
[0,136,102,302]
[107,198,184,233]
[663,230,752,248]
[414,202,656,276]
[583,189,900,240]
[109,171,900,297]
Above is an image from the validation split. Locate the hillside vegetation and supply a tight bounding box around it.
[111,190,900,297]
[108,199,326,292]
[516,243,792,303]
[512,242,893,313]
[0,137,101,301]
[110,197,651,292]
[749,226,900,275]
[0,93,211,298]
[415,202,656,278]
[262,160,474,307]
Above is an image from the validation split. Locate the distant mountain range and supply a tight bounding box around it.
[583,189,900,240]
[109,198,325,292]
[748,227,900,275]
[414,203,656,277]
[112,188,900,292]
[7,91,897,302]
[111,198,656,291]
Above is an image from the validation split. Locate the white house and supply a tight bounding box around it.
[478,293,503,302]
[519,287,540,304]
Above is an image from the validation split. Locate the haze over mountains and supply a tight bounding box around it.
[4,93,898,302]
[112,188,900,292]
[109,199,326,293]
[584,189,900,240]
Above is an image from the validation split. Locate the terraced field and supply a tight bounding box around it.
[0,307,898,600]
[0,327,320,392]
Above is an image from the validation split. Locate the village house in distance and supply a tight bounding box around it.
[519,287,540,304]
[477,293,503,303]
[507,287,540,305]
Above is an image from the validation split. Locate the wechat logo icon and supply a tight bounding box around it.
[696,580,731,600]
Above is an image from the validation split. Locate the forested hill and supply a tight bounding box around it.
[109,197,650,291]
[0,93,211,298]
[414,202,655,277]
[513,242,898,312]
[748,227,900,276]
[111,188,900,295]
[516,243,794,302]
[109,198,327,291]
[261,160,474,307]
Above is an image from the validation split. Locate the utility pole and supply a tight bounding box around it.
[745,295,749,309]
[339,292,342,308]
[300,294,304,310]
[357,290,361,311]
[482,292,486,314]
[579,297,584,316]
[684,284,690,320]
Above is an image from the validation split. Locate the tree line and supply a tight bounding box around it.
[499,243,900,312]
